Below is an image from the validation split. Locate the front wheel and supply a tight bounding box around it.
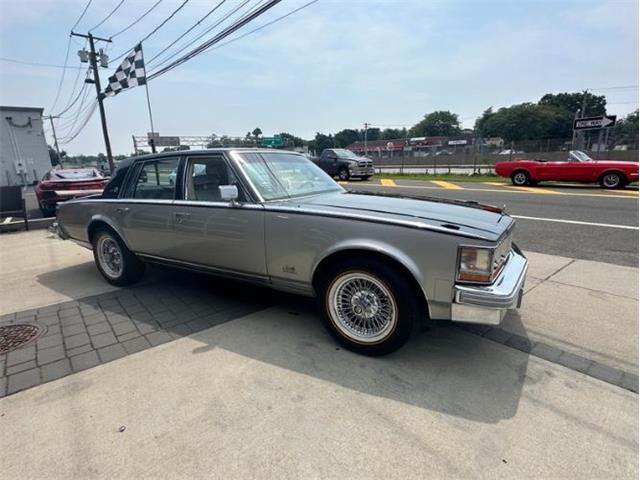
[337,167,350,181]
[600,172,623,189]
[511,171,530,186]
[92,228,145,286]
[317,258,419,355]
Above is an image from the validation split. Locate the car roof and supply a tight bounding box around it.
[129,148,300,163]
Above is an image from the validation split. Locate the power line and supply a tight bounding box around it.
[590,85,639,91]
[89,0,127,32]
[149,0,283,79]
[48,37,73,113]
[205,0,319,54]
[58,100,99,144]
[49,0,94,113]
[147,0,253,70]
[147,0,226,64]
[110,0,163,38]
[110,0,191,62]
[71,0,94,31]
[0,56,85,69]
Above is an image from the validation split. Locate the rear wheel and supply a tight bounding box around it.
[316,257,419,356]
[600,172,623,189]
[511,170,530,186]
[92,227,145,286]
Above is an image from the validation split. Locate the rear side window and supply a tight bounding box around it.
[130,158,180,200]
[102,164,129,198]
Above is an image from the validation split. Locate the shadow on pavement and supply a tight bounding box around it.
[34,264,530,424]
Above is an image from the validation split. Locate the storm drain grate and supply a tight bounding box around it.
[0,323,46,354]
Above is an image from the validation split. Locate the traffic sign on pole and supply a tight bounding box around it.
[573,115,617,131]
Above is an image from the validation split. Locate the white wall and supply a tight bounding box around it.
[0,107,51,186]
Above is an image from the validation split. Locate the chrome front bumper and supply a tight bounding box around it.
[451,250,528,326]
[349,167,375,176]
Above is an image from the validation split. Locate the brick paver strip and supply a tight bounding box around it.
[3,275,274,397]
[457,324,638,394]
[4,275,635,398]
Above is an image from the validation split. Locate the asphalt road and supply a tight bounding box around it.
[342,179,639,267]
[16,180,639,266]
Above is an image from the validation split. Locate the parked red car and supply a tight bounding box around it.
[495,150,639,189]
[35,167,107,217]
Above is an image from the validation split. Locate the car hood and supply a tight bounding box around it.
[274,191,513,241]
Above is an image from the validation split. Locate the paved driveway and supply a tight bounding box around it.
[0,230,638,478]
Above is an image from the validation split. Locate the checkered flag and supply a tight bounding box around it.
[103,43,146,97]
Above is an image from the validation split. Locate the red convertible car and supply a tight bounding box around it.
[35,167,107,217]
[495,150,639,189]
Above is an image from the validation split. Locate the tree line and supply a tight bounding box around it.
[49,90,638,165]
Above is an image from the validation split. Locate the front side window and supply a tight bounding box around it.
[332,149,358,159]
[131,158,180,199]
[236,152,342,201]
[185,157,247,202]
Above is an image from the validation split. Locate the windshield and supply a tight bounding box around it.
[236,152,342,201]
[333,149,359,159]
[569,150,593,162]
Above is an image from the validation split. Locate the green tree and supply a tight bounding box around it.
[309,133,334,155]
[474,103,567,141]
[333,129,360,148]
[409,111,461,137]
[613,110,639,146]
[278,132,307,148]
[380,128,407,140]
[48,145,66,167]
[539,91,606,118]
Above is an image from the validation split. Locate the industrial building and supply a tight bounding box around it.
[0,106,51,187]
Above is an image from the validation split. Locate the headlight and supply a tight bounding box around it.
[457,246,495,283]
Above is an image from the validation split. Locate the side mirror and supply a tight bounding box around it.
[219,184,239,203]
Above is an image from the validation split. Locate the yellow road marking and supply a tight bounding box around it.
[338,181,348,185]
[380,178,397,187]
[503,186,565,195]
[348,183,637,200]
[484,181,563,194]
[431,180,463,190]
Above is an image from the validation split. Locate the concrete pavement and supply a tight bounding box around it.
[1,307,637,479]
[0,230,637,478]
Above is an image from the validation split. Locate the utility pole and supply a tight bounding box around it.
[44,115,61,161]
[363,122,369,156]
[71,31,114,173]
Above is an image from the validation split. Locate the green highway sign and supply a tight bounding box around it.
[262,134,284,147]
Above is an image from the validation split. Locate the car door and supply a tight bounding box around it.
[171,154,267,277]
[320,150,337,175]
[115,157,180,257]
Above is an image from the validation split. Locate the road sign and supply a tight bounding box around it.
[573,115,617,131]
[147,132,180,147]
[262,134,283,147]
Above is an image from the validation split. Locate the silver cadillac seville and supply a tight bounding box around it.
[56,149,528,355]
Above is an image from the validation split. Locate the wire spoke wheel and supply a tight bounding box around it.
[96,235,123,279]
[327,271,398,345]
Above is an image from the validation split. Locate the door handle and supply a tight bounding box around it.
[174,212,191,224]
[115,207,130,214]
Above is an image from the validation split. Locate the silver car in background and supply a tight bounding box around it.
[56,149,527,355]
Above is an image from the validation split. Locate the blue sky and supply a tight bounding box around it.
[0,0,638,155]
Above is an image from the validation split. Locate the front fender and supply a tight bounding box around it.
[311,238,426,295]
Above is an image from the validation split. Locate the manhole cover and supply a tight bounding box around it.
[0,323,46,354]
